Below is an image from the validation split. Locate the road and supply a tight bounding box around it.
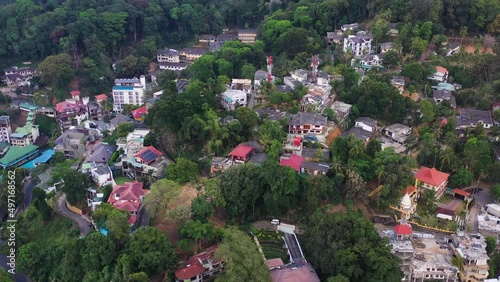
[54,194,92,237]
[283,233,306,265]
[248,91,256,109]
[0,240,30,282]
[466,187,491,232]
[18,179,35,214]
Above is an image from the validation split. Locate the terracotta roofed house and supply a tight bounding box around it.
[280,154,304,172]
[108,181,148,224]
[429,66,449,82]
[414,166,450,198]
[175,245,225,282]
[228,144,254,163]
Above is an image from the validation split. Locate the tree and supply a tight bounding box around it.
[37,53,75,89]
[128,272,149,282]
[115,123,135,138]
[402,62,424,82]
[258,120,286,142]
[303,175,341,213]
[260,162,301,215]
[0,268,13,282]
[81,232,118,273]
[302,209,403,281]
[449,168,473,188]
[191,196,215,222]
[382,50,402,67]
[92,203,130,243]
[155,70,178,88]
[179,220,217,252]
[0,168,26,209]
[491,184,500,202]
[234,107,259,138]
[125,227,177,276]
[142,179,181,222]
[486,236,497,254]
[419,190,437,216]
[166,158,199,184]
[215,227,272,282]
[59,170,91,205]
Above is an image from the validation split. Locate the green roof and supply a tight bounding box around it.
[0,142,10,151]
[19,103,38,111]
[14,124,32,135]
[0,145,39,167]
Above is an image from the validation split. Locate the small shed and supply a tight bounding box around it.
[452,188,471,201]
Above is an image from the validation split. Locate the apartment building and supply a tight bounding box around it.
[343,34,373,57]
[55,96,89,130]
[221,89,247,111]
[451,234,490,282]
[10,123,39,147]
[157,49,180,63]
[0,116,11,143]
[289,113,328,135]
[237,29,258,44]
[2,66,36,87]
[112,77,146,112]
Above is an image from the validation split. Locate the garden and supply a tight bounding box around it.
[255,229,289,264]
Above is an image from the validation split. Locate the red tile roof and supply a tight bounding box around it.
[70,90,81,96]
[415,167,450,187]
[175,264,205,280]
[108,181,146,214]
[452,188,471,197]
[127,214,137,224]
[436,66,448,74]
[131,106,147,120]
[265,258,285,269]
[95,94,108,101]
[55,100,86,114]
[280,154,304,172]
[394,224,413,235]
[228,144,254,159]
[402,186,416,195]
[135,146,163,164]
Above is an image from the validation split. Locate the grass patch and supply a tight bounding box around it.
[454,202,465,216]
[114,175,132,185]
[439,194,454,204]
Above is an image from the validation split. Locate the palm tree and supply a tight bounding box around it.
[349,140,365,159]
[439,147,455,171]
[330,158,344,175]
[259,133,272,149]
[375,166,387,185]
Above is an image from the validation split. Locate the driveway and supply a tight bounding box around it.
[466,187,492,232]
[54,194,91,237]
[283,232,306,265]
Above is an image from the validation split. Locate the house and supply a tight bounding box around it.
[131,106,147,121]
[237,29,257,44]
[388,23,400,36]
[108,181,148,225]
[157,49,180,63]
[254,108,292,123]
[301,94,324,112]
[112,77,146,112]
[176,79,190,93]
[283,76,303,90]
[54,128,96,159]
[306,84,331,102]
[180,47,206,61]
[175,245,225,282]
[159,62,188,71]
[433,89,456,108]
[230,79,252,94]
[0,116,12,143]
[210,157,233,175]
[429,66,449,82]
[0,144,40,169]
[221,89,247,111]
[383,123,411,144]
[380,42,396,53]
[110,113,132,130]
[380,136,408,154]
[300,161,329,175]
[343,34,374,57]
[228,144,254,164]
[414,166,450,198]
[216,33,237,42]
[276,85,293,93]
[198,34,216,43]
[288,113,328,135]
[354,117,377,132]
[436,207,455,221]
[55,96,89,130]
[86,143,117,165]
[301,148,329,162]
[254,70,269,88]
[2,66,36,87]
[354,54,383,69]
[91,165,113,187]
[341,23,359,32]
[10,123,39,147]
[145,97,158,110]
[446,41,461,56]
[290,68,331,86]
[456,109,493,129]
[452,234,490,282]
[95,94,108,104]
[270,263,320,282]
[329,101,352,122]
[391,76,406,94]
[87,101,104,120]
[280,154,304,172]
[326,30,344,45]
[342,127,373,143]
[121,145,167,179]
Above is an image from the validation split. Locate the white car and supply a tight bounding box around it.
[271,219,280,225]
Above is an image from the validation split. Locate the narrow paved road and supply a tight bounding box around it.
[54,194,92,237]
[467,187,491,232]
[18,179,35,214]
[0,240,30,282]
[283,233,306,265]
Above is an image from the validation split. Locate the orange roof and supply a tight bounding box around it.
[401,186,416,195]
[394,224,413,235]
[415,167,450,187]
[95,94,108,101]
[228,144,254,158]
[452,188,471,197]
[436,66,448,74]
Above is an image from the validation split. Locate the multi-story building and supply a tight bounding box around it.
[91,165,113,187]
[414,166,450,198]
[179,47,207,61]
[1,66,36,87]
[54,128,97,159]
[121,145,167,179]
[429,66,448,82]
[175,245,225,282]
[326,30,344,45]
[221,89,247,111]
[10,124,39,147]
[341,23,359,32]
[157,49,180,63]
[112,77,146,112]
[289,113,328,135]
[456,109,493,129]
[237,29,258,44]
[0,116,12,143]
[388,225,415,281]
[159,62,188,71]
[451,234,490,282]
[391,76,406,94]
[198,34,216,43]
[55,95,89,130]
[108,181,148,225]
[343,34,373,57]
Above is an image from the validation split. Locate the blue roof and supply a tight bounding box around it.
[100,227,108,236]
[21,149,55,169]
[19,103,38,110]
[0,116,9,121]
[113,86,134,91]
[10,132,27,138]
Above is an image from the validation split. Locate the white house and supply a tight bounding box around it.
[354,117,377,133]
[379,42,396,53]
[112,76,146,112]
[343,34,373,57]
[2,67,36,87]
[159,62,187,71]
[429,66,449,82]
[10,123,39,147]
[354,54,383,69]
[341,23,359,32]
[221,89,247,111]
[446,42,461,56]
[157,49,180,63]
[91,165,113,187]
